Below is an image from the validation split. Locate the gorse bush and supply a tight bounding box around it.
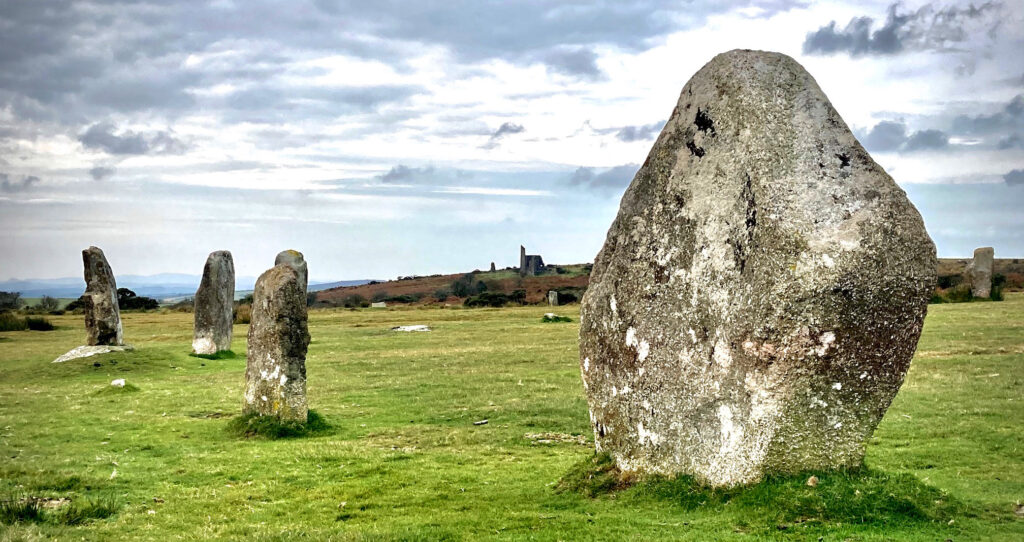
[0,291,21,310]
[0,312,28,331]
[35,296,60,312]
[25,317,55,331]
[234,304,251,324]
[342,294,369,308]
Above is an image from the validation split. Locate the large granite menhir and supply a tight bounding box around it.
[966,246,994,298]
[579,50,937,487]
[193,250,235,354]
[243,264,310,422]
[82,246,123,346]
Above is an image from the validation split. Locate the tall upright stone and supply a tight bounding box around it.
[192,250,235,354]
[548,290,559,306]
[966,246,994,298]
[579,50,936,487]
[82,246,123,346]
[275,250,308,295]
[244,264,310,422]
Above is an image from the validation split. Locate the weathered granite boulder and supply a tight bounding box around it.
[579,50,937,487]
[244,264,310,422]
[193,250,235,354]
[274,250,308,294]
[966,247,994,298]
[82,246,123,346]
[548,290,559,306]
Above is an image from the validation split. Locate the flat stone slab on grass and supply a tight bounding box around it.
[391,325,431,332]
[52,344,134,363]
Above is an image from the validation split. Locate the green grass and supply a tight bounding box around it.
[0,295,1021,540]
[188,349,238,360]
[226,410,332,439]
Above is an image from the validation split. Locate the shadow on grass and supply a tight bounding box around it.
[0,494,118,526]
[558,453,971,532]
[188,350,238,360]
[226,409,332,439]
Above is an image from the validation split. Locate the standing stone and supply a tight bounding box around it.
[192,251,235,354]
[82,246,123,346]
[579,50,936,487]
[548,290,559,306]
[244,264,310,422]
[490,262,497,272]
[966,247,994,298]
[274,250,308,295]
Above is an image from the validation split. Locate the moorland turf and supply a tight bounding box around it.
[0,295,1021,540]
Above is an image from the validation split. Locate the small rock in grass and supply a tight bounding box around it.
[111,378,126,388]
[473,419,489,425]
[806,475,819,487]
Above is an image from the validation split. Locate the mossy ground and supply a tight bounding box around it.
[0,296,1021,540]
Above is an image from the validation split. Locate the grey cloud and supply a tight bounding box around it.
[78,122,187,155]
[803,2,1003,57]
[903,129,949,151]
[951,94,1024,136]
[378,165,437,184]
[860,120,951,153]
[538,47,602,79]
[0,174,40,192]
[616,122,664,142]
[481,122,525,149]
[1006,169,1024,187]
[569,164,638,191]
[861,120,908,151]
[997,134,1023,149]
[88,166,116,181]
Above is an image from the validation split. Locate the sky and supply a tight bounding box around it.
[1,0,1022,282]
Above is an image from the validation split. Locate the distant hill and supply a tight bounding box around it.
[0,275,375,300]
[317,258,1024,307]
[316,264,592,305]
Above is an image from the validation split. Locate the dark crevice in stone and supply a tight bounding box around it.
[835,153,851,168]
[686,141,705,157]
[695,108,716,134]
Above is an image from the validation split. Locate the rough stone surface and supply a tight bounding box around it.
[966,247,994,298]
[548,290,559,306]
[52,344,134,363]
[579,50,936,488]
[193,250,236,354]
[82,246,123,346]
[244,264,310,422]
[274,250,308,294]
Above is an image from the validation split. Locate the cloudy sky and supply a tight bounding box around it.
[1,1,1022,282]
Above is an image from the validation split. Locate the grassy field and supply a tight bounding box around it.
[0,295,1021,540]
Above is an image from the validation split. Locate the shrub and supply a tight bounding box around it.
[25,317,55,331]
[168,298,194,312]
[464,292,511,307]
[450,274,477,297]
[234,304,252,324]
[935,275,962,289]
[0,313,28,331]
[509,289,526,304]
[117,288,159,310]
[433,289,451,302]
[342,294,369,308]
[65,295,87,312]
[36,295,60,312]
[542,314,572,323]
[0,291,21,311]
[990,273,1005,301]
